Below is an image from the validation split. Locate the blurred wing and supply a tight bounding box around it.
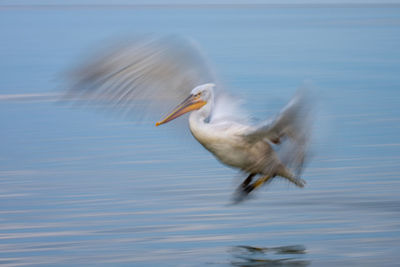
[243,89,314,176]
[210,92,251,125]
[64,35,216,121]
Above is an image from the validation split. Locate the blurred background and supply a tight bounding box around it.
[1,1,400,266]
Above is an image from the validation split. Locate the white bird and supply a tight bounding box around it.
[66,36,313,202]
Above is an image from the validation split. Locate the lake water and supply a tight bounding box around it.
[1,4,400,266]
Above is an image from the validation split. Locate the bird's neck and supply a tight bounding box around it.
[188,102,213,145]
[191,94,213,123]
[189,105,210,126]
[189,110,207,127]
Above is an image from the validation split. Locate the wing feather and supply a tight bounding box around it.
[243,89,314,176]
[64,35,216,120]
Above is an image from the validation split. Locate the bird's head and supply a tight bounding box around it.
[156,83,215,126]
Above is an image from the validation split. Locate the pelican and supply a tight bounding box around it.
[66,36,313,201]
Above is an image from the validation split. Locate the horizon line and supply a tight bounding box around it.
[1,3,400,10]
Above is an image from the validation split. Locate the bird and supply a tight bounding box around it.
[65,35,313,202]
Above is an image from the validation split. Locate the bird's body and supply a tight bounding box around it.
[66,36,313,201]
[191,118,258,170]
[155,82,309,196]
[188,100,276,175]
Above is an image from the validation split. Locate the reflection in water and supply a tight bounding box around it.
[230,245,310,267]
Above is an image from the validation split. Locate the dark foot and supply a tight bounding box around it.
[241,173,255,188]
[232,174,256,204]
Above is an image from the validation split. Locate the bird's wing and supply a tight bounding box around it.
[243,90,312,143]
[243,89,314,176]
[64,35,217,121]
[210,92,251,125]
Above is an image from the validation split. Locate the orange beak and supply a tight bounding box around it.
[156,94,206,126]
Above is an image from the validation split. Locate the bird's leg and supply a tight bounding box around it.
[243,175,273,194]
[232,173,258,203]
[240,173,256,189]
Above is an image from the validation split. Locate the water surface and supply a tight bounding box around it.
[1,5,400,266]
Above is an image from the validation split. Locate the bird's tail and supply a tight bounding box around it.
[276,164,306,188]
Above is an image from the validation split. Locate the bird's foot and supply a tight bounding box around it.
[240,173,255,188]
[232,175,272,204]
[232,185,256,204]
[252,175,272,190]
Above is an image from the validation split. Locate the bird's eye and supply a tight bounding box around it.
[195,92,202,97]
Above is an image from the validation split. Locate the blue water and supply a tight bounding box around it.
[1,5,400,266]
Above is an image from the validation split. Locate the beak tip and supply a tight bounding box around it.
[155,122,161,127]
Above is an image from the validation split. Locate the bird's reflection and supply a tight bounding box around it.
[230,245,310,267]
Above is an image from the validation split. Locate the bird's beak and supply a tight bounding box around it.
[156,94,206,126]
